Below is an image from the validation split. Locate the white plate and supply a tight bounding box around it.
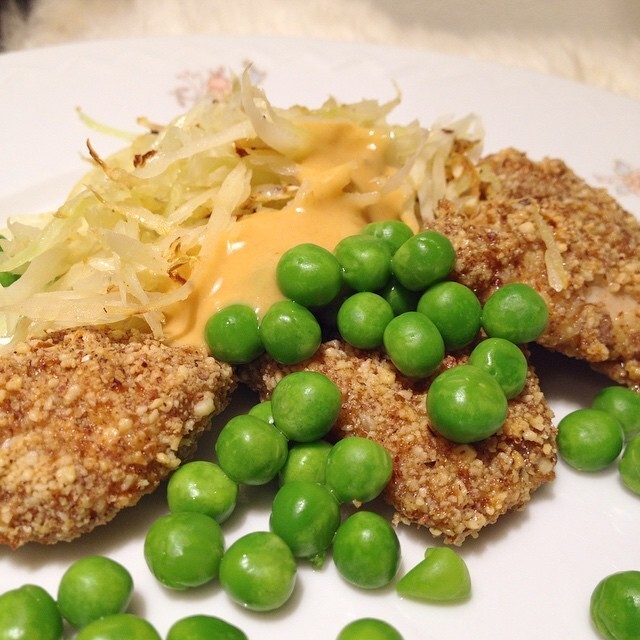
[1,35,640,640]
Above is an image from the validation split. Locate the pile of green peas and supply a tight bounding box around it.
[145,369,471,614]
[144,366,474,638]
[206,220,549,445]
[112,365,469,637]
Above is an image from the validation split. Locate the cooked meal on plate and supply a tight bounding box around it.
[0,71,637,556]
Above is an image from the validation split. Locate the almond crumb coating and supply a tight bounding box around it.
[430,148,640,389]
[241,340,556,545]
[0,327,236,549]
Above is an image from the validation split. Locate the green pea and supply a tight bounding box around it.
[215,414,288,484]
[57,556,133,629]
[219,531,297,611]
[334,234,392,292]
[396,547,471,602]
[279,440,333,485]
[481,283,548,344]
[337,292,394,349]
[276,243,343,307]
[590,571,640,640]
[468,337,528,399]
[337,618,404,640]
[259,300,322,365]
[143,512,225,590]
[377,278,420,315]
[204,304,264,364]
[391,230,455,291]
[383,311,444,378]
[0,584,63,640]
[167,461,238,523]
[271,371,342,442]
[417,281,481,350]
[325,436,393,504]
[270,481,341,559]
[332,511,401,589]
[166,615,247,640]
[618,436,640,495]
[362,220,414,254]
[427,364,508,443]
[248,399,274,424]
[592,386,640,440]
[75,613,161,640]
[557,409,624,472]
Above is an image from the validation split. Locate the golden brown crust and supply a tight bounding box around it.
[0,327,236,548]
[429,148,640,389]
[241,340,556,545]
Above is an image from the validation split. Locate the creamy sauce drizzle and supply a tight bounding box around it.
[164,118,417,347]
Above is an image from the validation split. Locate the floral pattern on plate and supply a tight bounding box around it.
[596,160,640,197]
[170,63,266,106]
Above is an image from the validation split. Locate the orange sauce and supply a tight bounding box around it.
[163,118,417,347]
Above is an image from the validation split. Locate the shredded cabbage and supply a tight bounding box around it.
[0,72,483,346]
[531,206,569,292]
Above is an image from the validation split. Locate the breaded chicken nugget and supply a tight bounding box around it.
[431,148,640,389]
[242,340,555,545]
[0,327,236,548]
